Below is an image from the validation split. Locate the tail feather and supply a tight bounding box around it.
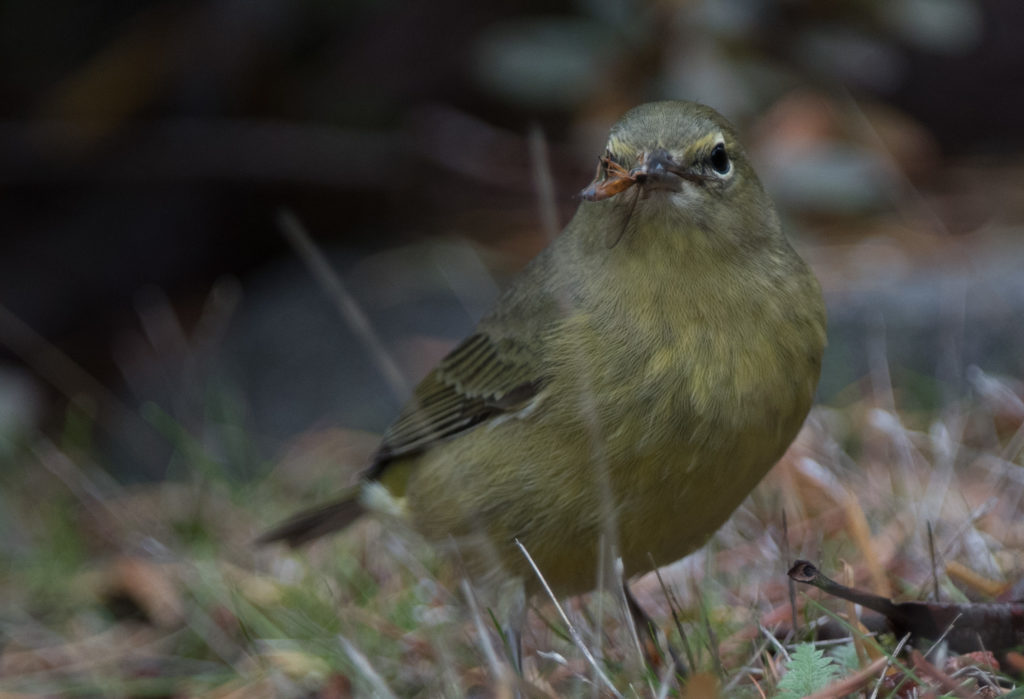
[257,491,364,547]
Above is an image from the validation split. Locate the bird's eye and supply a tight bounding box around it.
[709,143,730,175]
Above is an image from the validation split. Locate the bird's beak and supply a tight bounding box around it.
[580,149,707,202]
[630,149,696,192]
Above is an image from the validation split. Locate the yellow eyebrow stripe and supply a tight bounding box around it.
[605,130,724,162]
[689,131,725,156]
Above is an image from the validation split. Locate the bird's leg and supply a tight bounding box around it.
[623,583,687,676]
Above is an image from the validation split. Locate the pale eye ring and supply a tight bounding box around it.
[709,142,731,176]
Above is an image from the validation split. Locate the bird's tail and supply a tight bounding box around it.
[257,487,364,547]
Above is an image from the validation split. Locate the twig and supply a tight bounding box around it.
[922,612,963,660]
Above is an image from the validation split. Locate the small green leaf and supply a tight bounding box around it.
[777,643,840,698]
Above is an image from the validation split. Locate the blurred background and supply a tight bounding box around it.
[2,0,1024,485]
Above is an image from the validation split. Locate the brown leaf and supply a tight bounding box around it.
[104,556,184,629]
[680,672,719,699]
[945,560,1007,599]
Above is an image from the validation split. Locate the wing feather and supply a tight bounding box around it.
[365,330,545,478]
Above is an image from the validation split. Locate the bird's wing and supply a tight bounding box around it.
[365,330,546,477]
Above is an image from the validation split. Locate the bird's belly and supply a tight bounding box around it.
[406,397,802,597]
[405,329,816,595]
[605,396,792,575]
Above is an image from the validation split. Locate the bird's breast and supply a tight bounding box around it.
[555,267,822,464]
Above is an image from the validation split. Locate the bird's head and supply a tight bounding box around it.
[580,101,774,248]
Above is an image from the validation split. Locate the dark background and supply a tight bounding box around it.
[2,0,1023,480]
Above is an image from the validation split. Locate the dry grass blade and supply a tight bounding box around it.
[276,208,410,402]
[843,494,891,598]
[514,539,623,698]
[782,510,799,637]
[527,123,559,241]
[337,634,397,699]
[910,649,974,698]
[459,578,516,693]
[0,302,156,461]
[650,557,695,673]
[616,565,653,689]
[868,632,912,699]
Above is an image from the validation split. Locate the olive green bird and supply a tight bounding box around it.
[262,100,826,623]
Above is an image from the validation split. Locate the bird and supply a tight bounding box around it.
[260,99,826,660]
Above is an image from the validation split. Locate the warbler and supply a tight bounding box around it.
[262,100,826,626]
